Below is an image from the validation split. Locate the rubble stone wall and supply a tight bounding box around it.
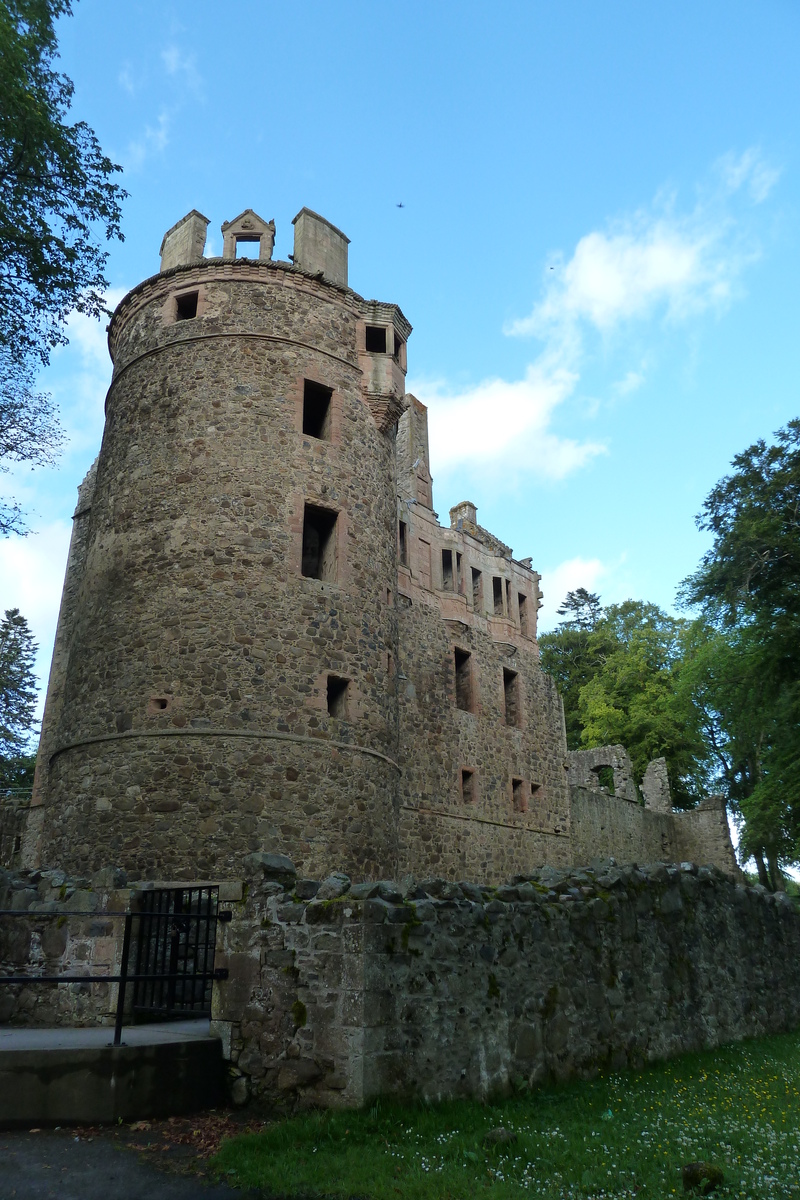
[0,799,29,871]
[0,867,130,1028]
[396,593,571,881]
[32,261,403,883]
[569,789,739,878]
[211,857,800,1109]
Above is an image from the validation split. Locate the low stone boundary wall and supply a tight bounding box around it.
[211,856,800,1109]
[0,867,130,1027]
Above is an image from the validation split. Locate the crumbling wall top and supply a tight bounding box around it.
[568,745,639,803]
[449,501,513,559]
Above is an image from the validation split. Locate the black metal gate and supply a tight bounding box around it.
[132,885,219,1020]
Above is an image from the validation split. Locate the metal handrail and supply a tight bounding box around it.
[0,907,230,1045]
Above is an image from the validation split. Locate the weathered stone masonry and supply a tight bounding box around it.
[210,857,800,1109]
[22,203,736,886]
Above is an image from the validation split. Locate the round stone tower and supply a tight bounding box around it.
[31,206,411,881]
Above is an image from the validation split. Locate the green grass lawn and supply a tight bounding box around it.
[211,1030,800,1199]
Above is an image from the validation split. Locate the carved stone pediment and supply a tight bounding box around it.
[221,209,276,261]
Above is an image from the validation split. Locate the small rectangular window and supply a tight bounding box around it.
[454,648,473,712]
[442,548,454,590]
[512,777,527,813]
[327,674,350,718]
[235,237,261,258]
[393,335,404,363]
[456,552,463,593]
[418,539,432,589]
[472,568,482,609]
[302,504,338,581]
[503,667,520,727]
[461,768,476,804]
[302,379,333,439]
[176,291,198,321]
[365,325,387,353]
[398,520,408,566]
[518,592,529,636]
[493,577,504,616]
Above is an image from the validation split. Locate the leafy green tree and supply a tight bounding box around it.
[541,596,708,804]
[556,588,603,629]
[0,0,125,532]
[682,419,800,671]
[540,590,604,749]
[0,608,38,773]
[576,602,707,807]
[680,420,800,884]
[0,751,36,795]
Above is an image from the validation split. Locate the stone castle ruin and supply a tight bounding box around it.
[5,206,779,1117]
[20,204,736,885]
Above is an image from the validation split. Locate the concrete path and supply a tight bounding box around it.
[0,1128,249,1200]
[0,1018,214,1051]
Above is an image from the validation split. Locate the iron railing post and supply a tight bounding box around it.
[113,912,133,1046]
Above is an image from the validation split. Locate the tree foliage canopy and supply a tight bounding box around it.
[0,607,38,760]
[0,0,124,532]
[0,0,125,368]
[540,597,707,807]
[679,420,800,885]
[542,422,800,887]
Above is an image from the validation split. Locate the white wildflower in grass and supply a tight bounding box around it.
[211,1030,800,1199]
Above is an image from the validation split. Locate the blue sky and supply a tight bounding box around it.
[2,0,800,711]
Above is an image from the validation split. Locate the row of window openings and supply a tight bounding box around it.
[398,525,529,635]
[173,293,403,364]
[455,650,522,728]
[460,768,539,812]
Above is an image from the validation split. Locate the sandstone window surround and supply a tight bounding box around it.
[471,567,483,611]
[454,647,474,713]
[326,674,351,719]
[518,591,529,636]
[503,667,522,728]
[398,520,408,566]
[441,548,454,590]
[220,208,276,261]
[492,576,504,616]
[169,286,205,323]
[301,503,339,582]
[175,291,198,320]
[417,538,432,590]
[460,767,477,804]
[365,325,387,353]
[302,379,334,441]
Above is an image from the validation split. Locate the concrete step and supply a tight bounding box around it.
[0,1019,223,1126]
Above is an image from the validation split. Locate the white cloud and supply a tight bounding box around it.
[161,46,203,95]
[718,148,781,204]
[118,64,137,95]
[537,557,607,631]
[62,288,126,371]
[614,369,645,396]
[416,352,605,478]
[514,222,721,336]
[0,521,73,716]
[419,148,776,486]
[511,148,774,341]
[125,109,170,172]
